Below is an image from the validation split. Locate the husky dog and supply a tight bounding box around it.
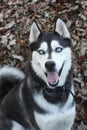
[0,18,75,130]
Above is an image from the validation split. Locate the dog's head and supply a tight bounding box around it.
[29,18,72,88]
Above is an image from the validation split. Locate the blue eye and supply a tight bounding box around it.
[38,50,45,55]
[55,47,63,53]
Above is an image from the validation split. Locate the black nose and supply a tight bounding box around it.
[45,61,55,71]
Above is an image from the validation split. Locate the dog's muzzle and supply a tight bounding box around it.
[45,61,64,87]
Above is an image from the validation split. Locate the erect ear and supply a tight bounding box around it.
[29,21,41,43]
[55,18,70,38]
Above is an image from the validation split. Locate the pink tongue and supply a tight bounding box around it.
[47,71,59,84]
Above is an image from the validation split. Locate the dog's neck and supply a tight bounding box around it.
[42,85,70,103]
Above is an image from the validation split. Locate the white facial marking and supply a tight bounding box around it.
[51,40,63,50]
[38,42,48,52]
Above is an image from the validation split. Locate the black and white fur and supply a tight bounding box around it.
[0,18,75,130]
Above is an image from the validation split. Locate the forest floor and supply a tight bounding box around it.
[0,0,87,130]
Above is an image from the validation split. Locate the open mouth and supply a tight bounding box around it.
[45,62,65,87]
[46,71,59,87]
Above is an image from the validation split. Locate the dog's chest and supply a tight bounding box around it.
[34,93,75,130]
[34,108,75,130]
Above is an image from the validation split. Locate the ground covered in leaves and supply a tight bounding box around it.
[0,0,87,130]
